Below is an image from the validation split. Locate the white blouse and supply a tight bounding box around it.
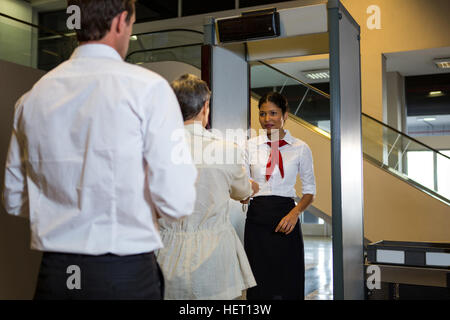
[245,129,316,198]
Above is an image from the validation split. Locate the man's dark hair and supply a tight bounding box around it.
[68,0,136,42]
[171,74,211,121]
[258,91,289,114]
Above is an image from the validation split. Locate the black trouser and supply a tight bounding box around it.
[34,251,164,300]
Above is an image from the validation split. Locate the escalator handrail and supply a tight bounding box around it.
[362,113,450,161]
[132,28,204,37]
[125,43,203,62]
[126,29,204,62]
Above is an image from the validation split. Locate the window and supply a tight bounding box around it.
[406,150,450,199]
[38,10,69,37]
[407,151,434,190]
[406,73,450,137]
[437,151,450,199]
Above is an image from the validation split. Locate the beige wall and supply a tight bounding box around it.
[0,59,46,299]
[414,136,450,151]
[251,97,450,243]
[341,0,450,121]
[364,160,450,242]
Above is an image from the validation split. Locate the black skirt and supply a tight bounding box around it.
[244,196,304,300]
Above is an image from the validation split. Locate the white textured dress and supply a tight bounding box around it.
[156,123,256,300]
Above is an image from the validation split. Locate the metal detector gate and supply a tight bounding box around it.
[202,0,364,300]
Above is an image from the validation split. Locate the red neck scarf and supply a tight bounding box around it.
[266,140,288,181]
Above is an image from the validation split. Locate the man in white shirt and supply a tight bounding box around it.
[2,0,197,300]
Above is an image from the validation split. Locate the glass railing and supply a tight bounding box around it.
[125,29,203,68]
[251,60,450,204]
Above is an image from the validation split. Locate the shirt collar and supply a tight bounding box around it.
[283,130,295,144]
[70,44,123,61]
[184,123,218,140]
[256,129,294,145]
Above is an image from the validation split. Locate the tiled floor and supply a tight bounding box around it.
[304,236,333,300]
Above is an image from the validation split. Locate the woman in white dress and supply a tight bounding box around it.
[156,74,259,299]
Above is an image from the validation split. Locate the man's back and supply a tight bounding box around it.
[4,44,197,255]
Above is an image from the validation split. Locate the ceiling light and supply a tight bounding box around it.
[423,117,436,121]
[302,69,330,80]
[433,58,450,69]
[428,91,444,97]
[130,35,138,41]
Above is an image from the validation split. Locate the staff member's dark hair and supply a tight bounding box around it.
[68,0,136,42]
[171,74,211,121]
[258,91,289,114]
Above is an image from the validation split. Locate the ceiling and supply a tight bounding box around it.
[252,54,330,88]
[407,114,450,136]
[385,47,450,77]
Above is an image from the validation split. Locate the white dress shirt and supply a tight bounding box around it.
[245,129,316,198]
[157,123,255,299]
[2,44,197,255]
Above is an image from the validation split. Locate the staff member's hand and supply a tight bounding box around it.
[275,208,300,235]
[250,179,259,196]
[241,179,259,204]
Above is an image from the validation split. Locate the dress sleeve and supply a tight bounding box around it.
[298,144,316,195]
[240,140,251,178]
[229,145,253,201]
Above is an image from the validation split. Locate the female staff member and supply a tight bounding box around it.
[244,91,316,300]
